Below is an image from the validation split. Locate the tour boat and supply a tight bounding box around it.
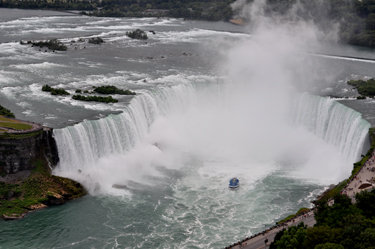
[229,177,239,189]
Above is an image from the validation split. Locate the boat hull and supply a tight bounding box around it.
[229,177,239,190]
[229,185,239,190]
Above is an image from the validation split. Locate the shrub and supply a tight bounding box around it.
[42,85,69,95]
[348,79,375,96]
[93,85,136,95]
[72,95,118,103]
[42,84,53,92]
[0,105,15,118]
[51,89,70,95]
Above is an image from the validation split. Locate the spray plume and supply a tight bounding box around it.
[53,0,369,195]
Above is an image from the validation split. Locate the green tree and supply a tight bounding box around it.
[270,228,286,249]
[315,194,362,228]
[275,223,307,249]
[303,226,343,249]
[314,242,344,249]
[0,105,15,118]
[356,228,375,249]
[356,189,375,218]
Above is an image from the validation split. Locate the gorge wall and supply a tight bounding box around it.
[0,129,59,175]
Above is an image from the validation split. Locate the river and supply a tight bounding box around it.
[0,8,374,249]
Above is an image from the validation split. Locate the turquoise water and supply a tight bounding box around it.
[0,8,373,249]
[0,171,323,249]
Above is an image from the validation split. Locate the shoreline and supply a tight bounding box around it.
[0,116,86,220]
[0,168,87,220]
[224,128,375,248]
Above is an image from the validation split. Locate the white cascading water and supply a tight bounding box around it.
[53,83,370,184]
[53,84,196,172]
[293,93,370,162]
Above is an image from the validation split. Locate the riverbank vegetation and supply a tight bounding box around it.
[0,130,43,140]
[0,161,86,220]
[4,0,375,47]
[42,84,70,96]
[270,128,375,248]
[42,85,135,103]
[72,95,118,103]
[0,0,94,11]
[271,191,375,249]
[276,207,310,225]
[93,85,136,95]
[348,79,375,97]
[263,0,375,48]
[4,0,375,46]
[315,128,375,202]
[0,0,234,21]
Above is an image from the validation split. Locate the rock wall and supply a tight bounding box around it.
[0,129,59,175]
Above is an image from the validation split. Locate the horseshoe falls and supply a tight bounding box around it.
[293,93,370,162]
[51,82,370,248]
[53,84,370,187]
[2,7,375,249]
[53,85,196,173]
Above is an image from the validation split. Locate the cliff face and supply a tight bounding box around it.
[42,128,59,166]
[0,129,59,175]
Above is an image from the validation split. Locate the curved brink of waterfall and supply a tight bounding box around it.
[53,87,370,173]
[293,93,370,162]
[53,84,196,172]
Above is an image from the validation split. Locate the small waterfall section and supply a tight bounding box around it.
[293,93,371,162]
[53,84,195,172]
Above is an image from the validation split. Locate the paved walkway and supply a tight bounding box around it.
[340,154,375,199]
[225,210,316,249]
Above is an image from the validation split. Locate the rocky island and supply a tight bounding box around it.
[348,78,375,99]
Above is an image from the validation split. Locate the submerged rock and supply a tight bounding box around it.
[46,192,65,205]
[2,213,25,220]
[112,184,128,189]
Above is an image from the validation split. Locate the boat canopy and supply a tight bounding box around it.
[229,178,239,186]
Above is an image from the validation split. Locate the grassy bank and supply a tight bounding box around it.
[0,161,86,219]
[276,207,310,225]
[0,122,32,130]
[0,130,43,140]
[0,115,33,131]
